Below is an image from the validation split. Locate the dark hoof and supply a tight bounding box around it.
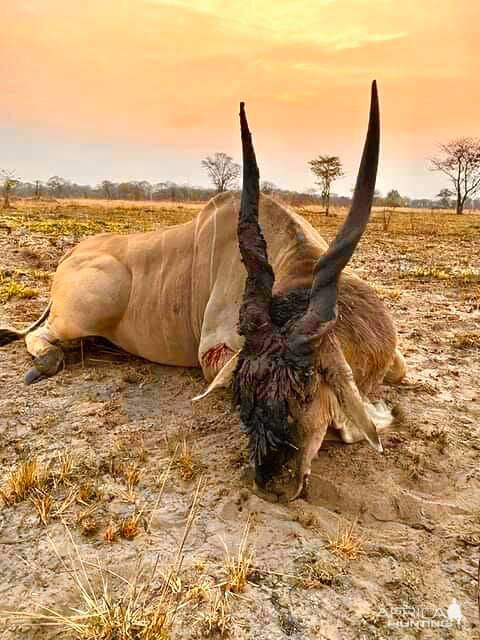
[24,350,63,385]
[252,482,279,503]
[240,467,279,503]
[283,474,309,502]
[24,367,46,385]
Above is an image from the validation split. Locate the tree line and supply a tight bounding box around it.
[2,137,480,213]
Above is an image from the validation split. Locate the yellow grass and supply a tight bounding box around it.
[452,332,480,349]
[174,438,201,482]
[104,520,119,544]
[222,517,254,594]
[327,519,364,560]
[195,591,232,637]
[30,490,53,526]
[119,513,143,540]
[0,276,38,302]
[0,459,47,505]
[0,197,202,238]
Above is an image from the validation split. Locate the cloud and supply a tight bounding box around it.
[1,0,479,198]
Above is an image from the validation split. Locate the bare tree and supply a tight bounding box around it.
[101,180,115,200]
[47,175,68,197]
[436,188,454,209]
[1,169,19,208]
[308,155,344,216]
[201,152,240,193]
[261,180,278,195]
[430,138,480,214]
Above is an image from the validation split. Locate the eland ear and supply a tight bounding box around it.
[322,337,383,452]
[192,352,240,402]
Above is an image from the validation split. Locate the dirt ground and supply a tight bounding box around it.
[0,199,479,639]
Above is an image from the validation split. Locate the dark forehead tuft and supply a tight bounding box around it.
[270,288,310,328]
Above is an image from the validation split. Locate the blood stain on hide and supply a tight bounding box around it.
[201,343,234,370]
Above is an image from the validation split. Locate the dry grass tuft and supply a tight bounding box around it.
[185,577,212,603]
[196,591,232,637]
[104,520,119,544]
[174,438,201,481]
[80,517,98,537]
[105,433,148,479]
[452,332,480,349]
[0,459,47,505]
[53,487,79,518]
[30,490,53,526]
[222,518,254,594]
[77,481,103,504]
[120,513,143,540]
[1,448,89,508]
[327,519,364,560]
[54,449,75,485]
[298,558,344,589]
[125,462,141,492]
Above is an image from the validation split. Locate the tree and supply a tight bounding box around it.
[384,189,404,208]
[261,181,278,195]
[430,138,480,214]
[1,169,19,208]
[101,180,115,200]
[308,155,344,216]
[436,188,453,209]
[136,180,152,201]
[201,152,240,193]
[47,175,68,197]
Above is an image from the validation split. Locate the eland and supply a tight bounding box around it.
[0,81,405,498]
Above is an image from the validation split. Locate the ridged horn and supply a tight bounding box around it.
[237,102,274,336]
[292,81,380,339]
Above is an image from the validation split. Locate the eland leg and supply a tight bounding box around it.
[23,253,132,384]
[384,348,407,384]
[288,391,332,501]
[25,323,64,384]
[289,419,329,501]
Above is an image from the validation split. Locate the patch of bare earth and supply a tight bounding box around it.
[0,200,479,639]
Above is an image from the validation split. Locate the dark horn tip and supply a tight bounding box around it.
[371,81,379,108]
[240,102,246,122]
[239,102,247,128]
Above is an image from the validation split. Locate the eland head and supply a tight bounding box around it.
[234,82,381,499]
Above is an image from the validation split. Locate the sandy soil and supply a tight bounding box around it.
[0,202,479,639]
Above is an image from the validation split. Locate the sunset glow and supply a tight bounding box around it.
[2,0,479,197]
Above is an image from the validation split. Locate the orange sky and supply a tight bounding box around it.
[2,1,479,197]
